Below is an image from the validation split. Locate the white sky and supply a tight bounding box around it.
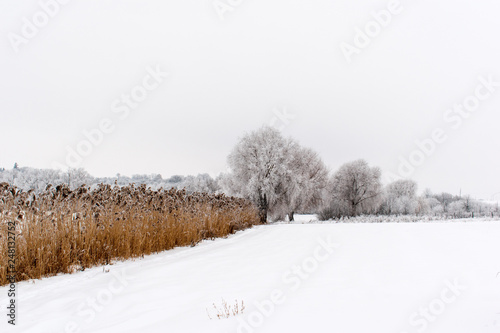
[1,0,499,199]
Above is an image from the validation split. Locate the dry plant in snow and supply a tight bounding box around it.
[206,298,245,319]
[0,182,260,285]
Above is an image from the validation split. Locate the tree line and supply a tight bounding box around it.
[222,127,499,222]
[2,126,498,222]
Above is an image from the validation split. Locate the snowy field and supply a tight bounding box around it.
[2,219,500,333]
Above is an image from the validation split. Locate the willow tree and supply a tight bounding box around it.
[224,127,328,222]
[330,159,381,216]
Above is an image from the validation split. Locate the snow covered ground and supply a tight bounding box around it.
[2,218,500,333]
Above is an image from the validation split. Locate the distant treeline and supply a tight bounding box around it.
[0,165,220,194]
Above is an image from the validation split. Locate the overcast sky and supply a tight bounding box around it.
[1,0,499,199]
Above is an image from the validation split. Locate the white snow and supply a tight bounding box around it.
[2,219,500,333]
[283,213,319,223]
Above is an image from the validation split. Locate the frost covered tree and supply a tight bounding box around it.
[386,179,417,199]
[413,189,444,216]
[434,192,454,212]
[181,173,220,194]
[272,147,329,221]
[167,175,184,184]
[0,167,65,191]
[462,195,475,217]
[382,179,418,215]
[224,126,299,222]
[66,168,92,189]
[432,203,444,215]
[224,127,329,222]
[448,200,466,217]
[16,168,51,192]
[329,159,382,216]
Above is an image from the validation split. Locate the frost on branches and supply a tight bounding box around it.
[223,126,328,222]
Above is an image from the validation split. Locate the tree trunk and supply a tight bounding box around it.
[351,203,357,217]
[289,211,294,222]
[258,193,268,223]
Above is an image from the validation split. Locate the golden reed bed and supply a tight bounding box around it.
[0,182,260,285]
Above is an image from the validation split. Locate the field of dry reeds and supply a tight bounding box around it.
[0,182,260,285]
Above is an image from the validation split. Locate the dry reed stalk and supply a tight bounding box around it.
[0,182,260,285]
